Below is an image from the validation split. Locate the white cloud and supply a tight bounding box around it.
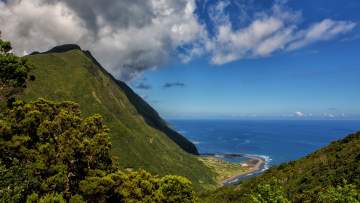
[294,111,305,117]
[287,19,357,50]
[323,113,336,118]
[0,0,204,80]
[0,0,356,80]
[206,2,356,65]
[0,0,87,54]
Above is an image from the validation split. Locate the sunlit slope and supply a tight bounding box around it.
[20,45,215,190]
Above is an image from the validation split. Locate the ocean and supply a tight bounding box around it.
[168,120,360,169]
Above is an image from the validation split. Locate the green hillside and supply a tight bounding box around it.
[19,45,216,190]
[201,131,360,202]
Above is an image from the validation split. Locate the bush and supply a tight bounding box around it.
[318,184,360,203]
[249,182,290,203]
[0,99,197,202]
[0,36,197,203]
[0,36,33,104]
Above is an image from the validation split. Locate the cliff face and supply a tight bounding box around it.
[21,45,215,190]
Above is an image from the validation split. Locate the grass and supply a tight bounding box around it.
[20,49,217,191]
[198,157,248,185]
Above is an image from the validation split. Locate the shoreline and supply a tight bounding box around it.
[201,153,267,185]
[221,154,266,185]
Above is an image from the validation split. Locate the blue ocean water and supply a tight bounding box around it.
[168,120,360,167]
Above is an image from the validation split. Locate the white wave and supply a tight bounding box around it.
[258,155,272,171]
[244,154,272,172]
[222,154,272,185]
[178,130,187,134]
[191,140,201,145]
[227,178,240,184]
[214,154,225,158]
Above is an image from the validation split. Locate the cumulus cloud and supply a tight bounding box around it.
[0,0,88,54]
[163,82,186,88]
[0,0,356,80]
[0,0,204,80]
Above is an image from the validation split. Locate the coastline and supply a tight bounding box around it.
[221,154,266,185]
[200,153,267,185]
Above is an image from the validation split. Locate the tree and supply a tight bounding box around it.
[157,175,198,203]
[0,37,198,202]
[0,33,34,106]
[249,179,290,203]
[318,184,360,203]
[0,98,198,202]
[0,98,112,201]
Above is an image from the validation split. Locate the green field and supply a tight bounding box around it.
[198,157,248,185]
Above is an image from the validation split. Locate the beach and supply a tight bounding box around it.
[221,154,266,185]
[199,153,267,186]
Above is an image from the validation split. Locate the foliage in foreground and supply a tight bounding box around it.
[249,179,290,203]
[0,36,198,202]
[318,183,360,203]
[0,98,197,202]
[0,34,33,104]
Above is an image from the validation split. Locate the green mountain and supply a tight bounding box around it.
[201,131,360,202]
[20,45,216,190]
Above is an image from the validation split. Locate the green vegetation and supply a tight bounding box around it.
[0,34,33,106]
[318,183,360,203]
[0,98,197,202]
[19,45,216,190]
[2,37,359,202]
[198,157,247,184]
[249,179,290,203]
[0,39,198,202]
[201,132,360,202]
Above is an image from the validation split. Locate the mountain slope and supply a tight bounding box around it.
[201,131,360,202]
[82,49,199,155]
[20,45,215,190]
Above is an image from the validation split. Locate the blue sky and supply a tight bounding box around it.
[1,0,359,119]
[130,0,360,119]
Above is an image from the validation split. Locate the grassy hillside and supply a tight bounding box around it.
[201,131,360,202]
[20,45,216,190]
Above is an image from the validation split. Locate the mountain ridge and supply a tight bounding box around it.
[33,44,199,155]
[20,45,215,190]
